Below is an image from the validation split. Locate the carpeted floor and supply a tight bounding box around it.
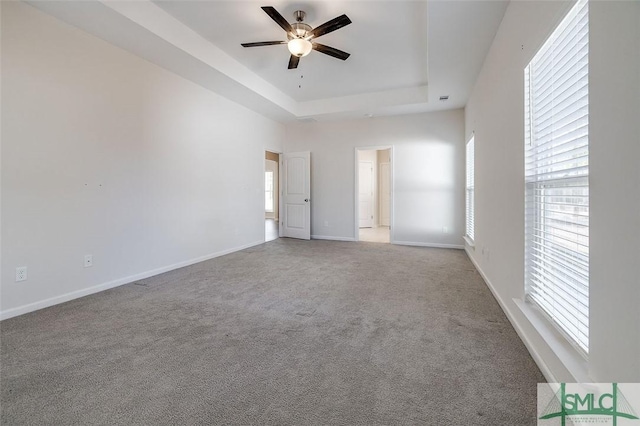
[359,226,390,243]
[1,239,544,425]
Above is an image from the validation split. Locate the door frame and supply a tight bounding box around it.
[354,146,394,242]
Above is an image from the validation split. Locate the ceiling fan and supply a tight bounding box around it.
[241,6,352,69]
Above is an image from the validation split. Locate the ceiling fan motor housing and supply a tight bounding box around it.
[289,11,311,40]
[288,22,312,40]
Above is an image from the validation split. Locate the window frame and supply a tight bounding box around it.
[465,136,475,244]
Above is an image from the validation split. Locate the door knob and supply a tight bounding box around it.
[304,199,309,202]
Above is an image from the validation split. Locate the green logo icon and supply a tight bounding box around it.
[539,383,639,425]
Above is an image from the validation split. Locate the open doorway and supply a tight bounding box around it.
[356,147,392,243]
[265,151,279,242]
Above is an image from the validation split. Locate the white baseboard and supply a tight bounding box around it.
[309,236,464,249]
[0,240,264,321]
[311,235,356,242]
[393,240,464,250]
[464,247,558,383]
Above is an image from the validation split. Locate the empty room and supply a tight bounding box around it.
[2,1,639,424]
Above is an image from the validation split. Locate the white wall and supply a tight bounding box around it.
[1,2,284,318]
[465,0,640,382]
[285,110,465,247]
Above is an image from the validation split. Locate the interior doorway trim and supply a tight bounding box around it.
[354,146,394,243]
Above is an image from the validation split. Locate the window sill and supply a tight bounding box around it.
[513,298,590,382]
[463,235,475,248]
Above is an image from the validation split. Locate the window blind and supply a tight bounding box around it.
[524,0,589,354]
[466,137,475,241]
[265,171,274,212]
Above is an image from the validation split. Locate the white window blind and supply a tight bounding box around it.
[466,137,475,241]
[265,171,274,212]
[524,0,589,354]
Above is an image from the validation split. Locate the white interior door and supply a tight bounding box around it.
[379,162,390,226]
[281,151,311,240]
[359,161,374,228]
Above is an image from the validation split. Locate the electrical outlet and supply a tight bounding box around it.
[442,226,449,234]
[84,255,93,268]
[16,266,27,282]
[324,220,329,227]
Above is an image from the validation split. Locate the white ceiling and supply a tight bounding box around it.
[155,1,429,103]
[27,0,508,122]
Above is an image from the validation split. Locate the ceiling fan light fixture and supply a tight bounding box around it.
[288,38,312,57]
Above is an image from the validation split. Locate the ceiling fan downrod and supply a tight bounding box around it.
[294,10,306,23]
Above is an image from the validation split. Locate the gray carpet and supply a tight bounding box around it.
[1,239,544,425]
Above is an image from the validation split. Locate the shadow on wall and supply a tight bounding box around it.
[393,141,457,240]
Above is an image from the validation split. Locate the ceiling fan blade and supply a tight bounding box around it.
[312,43,351,61]
[309,14,352,39]
[288,55,300,70]
[241,41,286,48]
[262,6,293,35]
